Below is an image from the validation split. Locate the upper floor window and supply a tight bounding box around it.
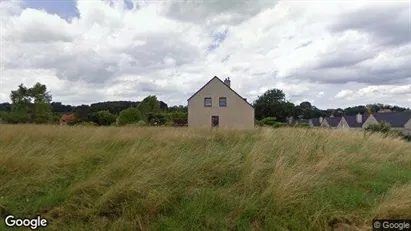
[219,97,227,107]
[204,97,212,107]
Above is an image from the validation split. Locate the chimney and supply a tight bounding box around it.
[319,116,323,124]
[356,113,362,123]
[224,77,231,88]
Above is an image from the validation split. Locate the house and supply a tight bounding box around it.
[362,112,411,135]
[187,76,255,128]
[60,113,76,125]
[337,113,368,129]
[309,117,323,128]
[320,116,342,128]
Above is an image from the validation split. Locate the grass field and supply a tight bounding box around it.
[0,125,411,230]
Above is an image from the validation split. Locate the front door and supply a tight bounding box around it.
[211,116,219,127]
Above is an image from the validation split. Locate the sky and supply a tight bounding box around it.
[0,0,410,109]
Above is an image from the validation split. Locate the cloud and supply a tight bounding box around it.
[335,90,354,99]
[329,2,410,46]
[1,0,411,109]
[159,0,279,25]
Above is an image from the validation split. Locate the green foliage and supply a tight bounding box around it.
[0,111,8,124]
[117,108,143,126]
[73,105,90,122]
[95,110,117,126]
[5,109,30,124]
[32,103,53,124]
[147,112,169,126]
[253,89,295,122]
[272,122,288,128]
[8,83,52,124]
[137,96,162,121]
[257,117,278,126]
[77,121,97,127]
[364,122,392,134]
[135,120,147,126]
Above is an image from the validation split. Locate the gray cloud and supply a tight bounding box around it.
[160,0,278,25]
[294,41,312,50]
[290,63,411,85]
[314,50,375,69]
[329,2,410,46]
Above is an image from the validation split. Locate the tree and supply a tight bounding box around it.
[253,89,291,122]
[117,108,143,126]
[74,105,90,122]
[299,101,312,110]
[8,83,52,123]
[95,110,117,126]
[137,95,161,121]
[29,83,52,123]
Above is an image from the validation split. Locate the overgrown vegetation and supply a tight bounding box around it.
[364,122,409,141]
[0,125,410,230]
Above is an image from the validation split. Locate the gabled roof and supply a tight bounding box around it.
[325,117,342,127]
[309,118,321,126]
[187,76,253,108]
[372,112,411,127]
[343,114,369,128]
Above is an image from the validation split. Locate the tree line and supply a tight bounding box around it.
[253,88,410,124]
[0,83,188,126]
[0,83,409,126]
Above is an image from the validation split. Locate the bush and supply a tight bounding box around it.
[96,110,117,126]
[118,108,143,126]
[364,122,391,134]
[258,117,278,126]
[165,120,175,126]
[147,112,169,126]
[136,120,147,126]
[272,122,288,128]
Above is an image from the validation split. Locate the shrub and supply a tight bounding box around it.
[96,110,117,126]
[136,120,147,126]
[258,117,278,126]
[118,108,143,126]
[147,112,169,126]
[272,122,288,128]
[364,122,391,134]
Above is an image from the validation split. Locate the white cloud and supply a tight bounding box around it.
[335,90,355,99]
[0,0,410,109]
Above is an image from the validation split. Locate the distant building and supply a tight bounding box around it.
[337,113,369,129]
[60,113,76,125]
[309,118,321,128]
[320,116,342,128]
[362,112,411,135]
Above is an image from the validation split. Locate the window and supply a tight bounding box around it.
[219,97,227,107]
[204,97,212,107]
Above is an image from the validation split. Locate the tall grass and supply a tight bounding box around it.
[0,125,410,230]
